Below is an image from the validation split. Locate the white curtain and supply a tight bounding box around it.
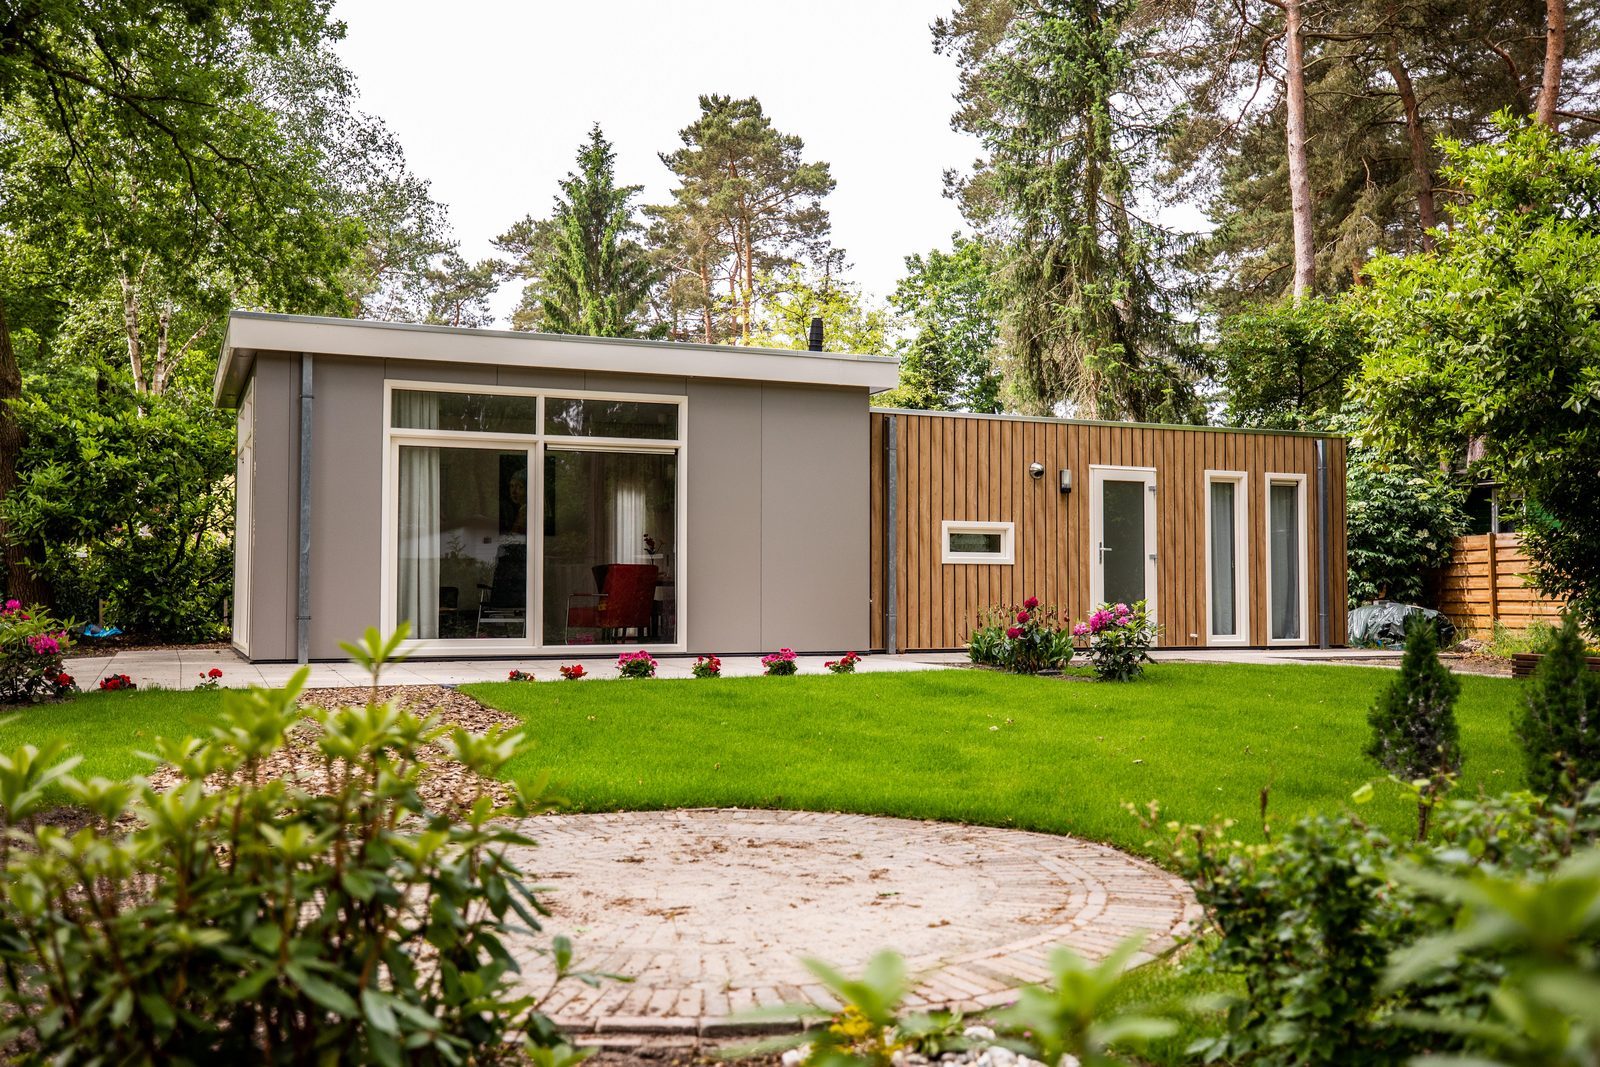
[1270,483,1300,640]
[396,393,440,639]
[609,463,650,564]
[1209,481,1235,636]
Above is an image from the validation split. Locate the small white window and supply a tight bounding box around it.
[942,521,1015,564]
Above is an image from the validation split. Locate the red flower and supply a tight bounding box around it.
[55,673,73,688]
[1016,610,1030,623]
[1024,596,1040,610]
[1005,626,1023,639]
[207,667,224,679]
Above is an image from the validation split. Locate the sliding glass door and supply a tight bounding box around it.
[396,446,529,641]
[386,384,685,653]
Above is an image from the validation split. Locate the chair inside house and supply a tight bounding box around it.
[565,563,658,643]
[475,543,527,637]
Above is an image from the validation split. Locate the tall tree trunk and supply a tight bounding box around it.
[699,259,713,344]
[118,269,145,392]
[1536,0,1566,126]
[0,297,51,606]
[742,216,754,344]
[1387,48,1438,251]
[1282,0,1316,299]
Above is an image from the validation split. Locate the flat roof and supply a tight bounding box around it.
[870,406,1345,440]
[214,311,901,405]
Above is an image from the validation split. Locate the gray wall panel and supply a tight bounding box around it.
[309,357,386,657]
[683,381,763,651]
[240,352,872,659]
[245,354,298,661]
[758,386,869,652]
[384,360,498,384]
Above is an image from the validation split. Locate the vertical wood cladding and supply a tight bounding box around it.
[869,411,1348,651]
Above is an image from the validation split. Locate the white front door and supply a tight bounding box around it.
[1089,466,1158,620]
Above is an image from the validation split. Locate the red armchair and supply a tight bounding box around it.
[565,564,658,643]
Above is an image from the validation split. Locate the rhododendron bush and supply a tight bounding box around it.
[0,600,76,704]
[1073,600,1158,681]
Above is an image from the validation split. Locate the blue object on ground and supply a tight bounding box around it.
[81,624,123,638]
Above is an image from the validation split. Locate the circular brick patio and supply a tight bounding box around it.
[502,808,1198,1036]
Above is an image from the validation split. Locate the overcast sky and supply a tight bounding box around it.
[330,0,973,325]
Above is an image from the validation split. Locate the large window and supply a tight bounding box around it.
[544,450,677,645]
[1205,471,1248,645]
[384,384,684,651]
[1266,475,1307,644]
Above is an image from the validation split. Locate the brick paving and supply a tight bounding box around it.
[500,808,1198,1036]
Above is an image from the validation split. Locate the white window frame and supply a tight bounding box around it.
[941,520,1014,565]
[1203,470,1250,647]
[379,379,688,658]
[1264,472,1309,646]
[1088,465,1159,623]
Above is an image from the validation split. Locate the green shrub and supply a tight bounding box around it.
[1366,613,1461,839]
[1074,600,1158,681]
[1517,613,1600,805]
[0,600,76,704]
[0,627,596,1064]
[1155,789,1595,1067]
[966,597,1074,674]
[1,387,234,641]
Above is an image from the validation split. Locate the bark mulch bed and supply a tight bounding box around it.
[141,685,522,814]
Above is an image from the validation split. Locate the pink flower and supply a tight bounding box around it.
[1023,596,1040,610]
[1115,603,1130,615]
[1072,622,1090,637]
[27,634,59,656]
[1005,626,1023,639]
[2,599,19,613]
[1016,610,1030,624]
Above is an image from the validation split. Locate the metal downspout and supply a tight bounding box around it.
[296,354,314,664]
[1316,437,1330,649]
[885,415,898,655]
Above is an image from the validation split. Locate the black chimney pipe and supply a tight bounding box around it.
[807,317,824,352]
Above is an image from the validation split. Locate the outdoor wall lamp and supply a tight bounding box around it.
[1059,468,1072,495]
[1028,461,1045,480]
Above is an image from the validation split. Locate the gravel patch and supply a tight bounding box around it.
[144,685,522,813]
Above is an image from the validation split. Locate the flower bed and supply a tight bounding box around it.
[966,596,1073,673]
[762,648,798,676]
[616,650,657,679]
[0,600,77,704]
[692,655,721,679]
[825,651,861,675]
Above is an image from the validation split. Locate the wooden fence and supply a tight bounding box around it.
[1435,533,1566,632]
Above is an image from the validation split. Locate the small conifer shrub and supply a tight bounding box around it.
[1517,613,1600,804]
[1365,613,1461,839]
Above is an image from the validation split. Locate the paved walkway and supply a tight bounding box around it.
[62,647,955,691]
[63,643,1407,692]
[501,809,1198,1036]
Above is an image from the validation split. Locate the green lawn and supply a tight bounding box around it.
[0,689,227,784]
[465,663,1526,858]
[2,664,1525,862]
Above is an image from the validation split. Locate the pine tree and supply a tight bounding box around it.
[1517,613,1600,804]
[1365,613,1462,839]
[496,125,658,338]
[649,95,836,345]
[938,0,1204,421]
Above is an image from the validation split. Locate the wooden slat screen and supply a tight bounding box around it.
[1435,533,1566,633]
